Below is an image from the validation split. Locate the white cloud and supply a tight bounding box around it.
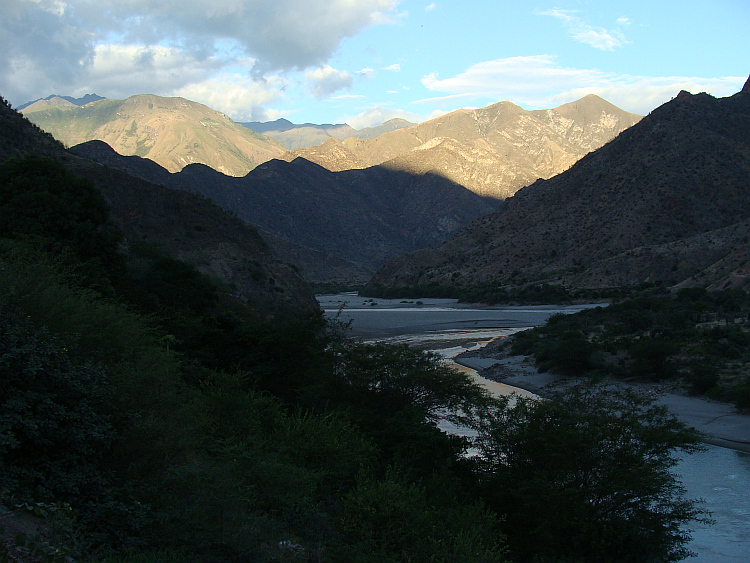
[420,55,746,114]
[305,65,354,99]
[174,74,285,121]
[425,3,436,12]
[0,0,95,102]
[1,0,400,104]
[83,44,225,98]
[383,63,401,72]
[26,0,68,16]
[77,0,401,72]
[538,9,627,51]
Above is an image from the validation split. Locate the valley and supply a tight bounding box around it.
[2,78,749,563]
[21,91,641,286]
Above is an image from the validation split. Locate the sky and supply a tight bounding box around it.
[1,0,747,128]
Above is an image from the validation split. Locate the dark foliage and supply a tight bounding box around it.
[510,289,750,405]
[0,155,124,290]
[0,307,115,503]
[476,387,708,562]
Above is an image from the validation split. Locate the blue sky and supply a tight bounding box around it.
[1,0,747,127]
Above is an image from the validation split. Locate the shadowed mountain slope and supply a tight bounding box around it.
[1,94,318,312]
[71,140,499,283]
[366,81,750,296]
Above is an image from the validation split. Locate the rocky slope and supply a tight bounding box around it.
[366,80,750,295]
[285,95,642,199]
[22,94,286,177]
[1,94,318,312]
[71,140,499,284]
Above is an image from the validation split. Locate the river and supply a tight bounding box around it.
[319,293,750,562]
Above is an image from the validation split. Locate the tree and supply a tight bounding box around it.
[474,386,708,562]
[333,341,494,426]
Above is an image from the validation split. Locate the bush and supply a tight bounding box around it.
[475,386,708,562]
[335,473,507,562]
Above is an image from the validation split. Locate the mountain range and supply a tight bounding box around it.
[21,94,287,177]
[282,95,642,199]
[17,93,107,110]
[14,82,749,298]
[1,95,319,313]
[366,78,750,296]
[22,94,640,203]
[70,140,498,284]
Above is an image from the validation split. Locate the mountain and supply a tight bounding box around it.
[20,92,635,201]
[365,80,750,296]
[284,95,642,200]
[0,93,318,312]
[239,118,414,150]
[21,94,287,177]
[70,140,499,284]
[18,93,106,110]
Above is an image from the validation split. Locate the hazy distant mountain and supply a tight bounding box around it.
[284,96,642,199]
[366,79,750,295]
[18,93,106,111]
[71,140,498,284]
[240,118,414,150]
[1,93,317,312]
[22,94,286,177]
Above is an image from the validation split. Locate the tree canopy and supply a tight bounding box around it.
[475,386,708,562]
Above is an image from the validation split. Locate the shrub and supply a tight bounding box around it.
[475,386,708,562]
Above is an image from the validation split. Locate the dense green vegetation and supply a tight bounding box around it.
[475,387,708,563]
[510,289,750,407]
[1,156,708,562]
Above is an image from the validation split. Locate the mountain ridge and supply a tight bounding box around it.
[1,93,318,312]
[71,139,499,284]
[239,117,414,150]
[286,95,642,200]
[18,93,106,110]
[365,83,750,296]
[22,94,287,177]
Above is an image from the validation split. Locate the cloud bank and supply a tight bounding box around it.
[1,0,399,112]
[420,55,746,115]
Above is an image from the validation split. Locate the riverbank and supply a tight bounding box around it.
[455,341,750,454]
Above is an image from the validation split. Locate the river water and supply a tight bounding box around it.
[319,293,750,562]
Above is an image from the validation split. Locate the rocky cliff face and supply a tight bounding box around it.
[285,95,642,200]
[366,82,750,295]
